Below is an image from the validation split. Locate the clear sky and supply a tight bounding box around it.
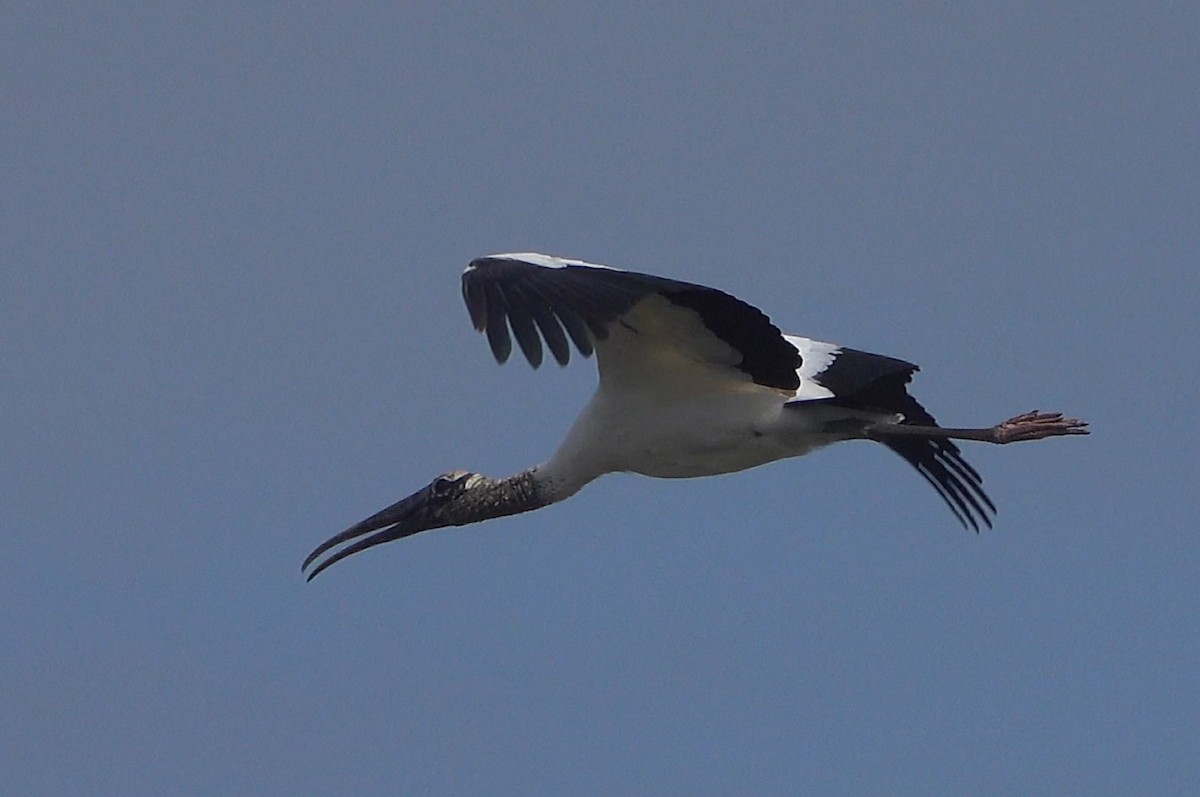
[4,4,1197,795]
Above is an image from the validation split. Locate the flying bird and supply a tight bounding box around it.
[303,253,1088,580]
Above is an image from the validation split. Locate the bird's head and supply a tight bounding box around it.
[302,470,491,581]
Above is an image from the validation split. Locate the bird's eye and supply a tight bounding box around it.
[431,475,458,498]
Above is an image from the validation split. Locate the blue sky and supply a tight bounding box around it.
[4,4,1197,795]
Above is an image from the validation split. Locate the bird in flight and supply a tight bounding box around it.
[303,253,1088,580]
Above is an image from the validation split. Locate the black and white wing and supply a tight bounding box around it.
[462,253,801,392]
[785,336,997,530]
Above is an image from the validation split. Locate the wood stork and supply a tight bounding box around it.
[303,253,1088,580]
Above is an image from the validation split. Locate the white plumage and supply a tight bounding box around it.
[303,253,1088,580]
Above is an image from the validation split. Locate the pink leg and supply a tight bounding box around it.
[869,410,1090,444]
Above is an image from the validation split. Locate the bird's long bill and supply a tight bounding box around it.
[302,486,434,581]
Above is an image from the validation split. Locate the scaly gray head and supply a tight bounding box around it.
[302,469,543,581]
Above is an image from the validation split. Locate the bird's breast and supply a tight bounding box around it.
[551,387,812,480]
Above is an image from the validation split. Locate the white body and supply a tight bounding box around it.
[537,297,886,497]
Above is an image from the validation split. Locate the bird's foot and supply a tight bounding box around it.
[990,410,1090,444]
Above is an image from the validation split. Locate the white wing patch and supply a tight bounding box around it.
[784,334,841,401]
[482,252,618,271]
[595,294,752,395]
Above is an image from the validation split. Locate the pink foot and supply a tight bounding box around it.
[991,410,1090,444]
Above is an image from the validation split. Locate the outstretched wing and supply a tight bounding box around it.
[785,337,996,530]
[461,253,801,392]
